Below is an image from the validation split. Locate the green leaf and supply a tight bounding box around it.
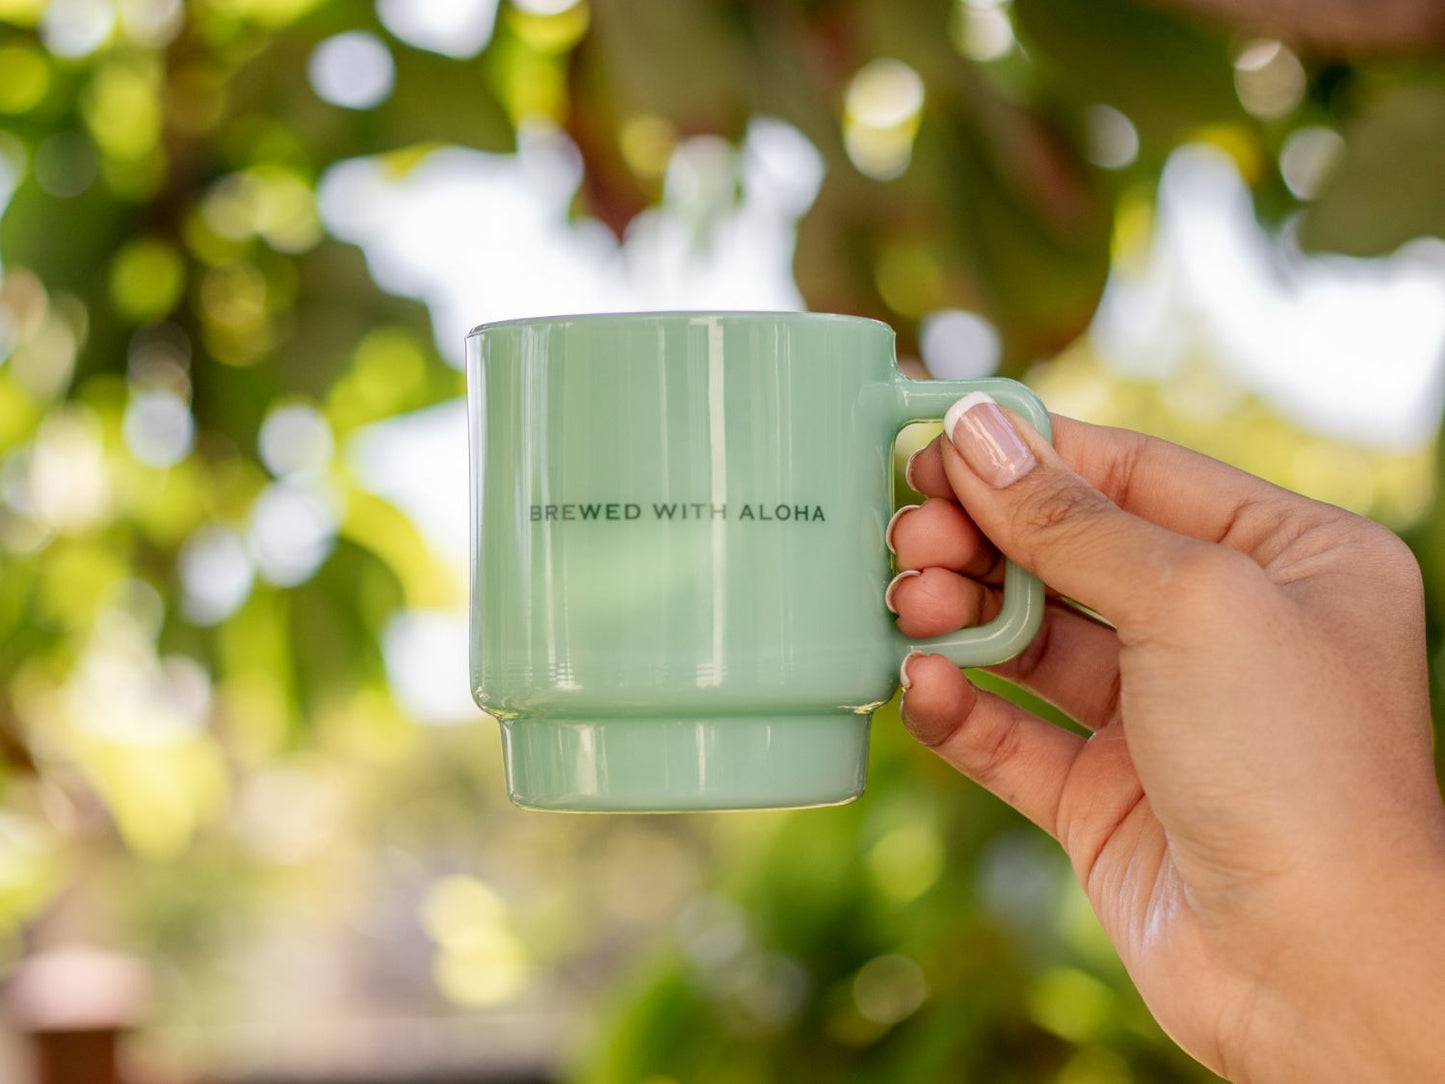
[584,0,751,132]
[375,43,514,155]
[1013,0,1241,144]
[224,33,514,169]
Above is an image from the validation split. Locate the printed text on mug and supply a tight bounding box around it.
[529,502,827,523]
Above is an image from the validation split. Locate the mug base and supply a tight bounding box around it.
[499,713,870,812]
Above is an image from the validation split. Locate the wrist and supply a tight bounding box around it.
[1248,855,1445,1083]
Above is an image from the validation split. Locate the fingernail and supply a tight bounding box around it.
[943,392,1037,488]
[885,569,920,614]
[885,504,919,554]
[900,649,926,692]
[904,446,925,491]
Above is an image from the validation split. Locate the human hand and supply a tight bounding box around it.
[890,395,1445,1082]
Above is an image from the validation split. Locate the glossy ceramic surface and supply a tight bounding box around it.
[466,311,1049,811]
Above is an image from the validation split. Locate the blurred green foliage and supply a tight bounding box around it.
[1,0,1444,1081]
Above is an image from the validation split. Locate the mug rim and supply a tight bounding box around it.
[466,309,894,338]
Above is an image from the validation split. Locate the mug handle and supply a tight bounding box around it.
[890,375,1051,668]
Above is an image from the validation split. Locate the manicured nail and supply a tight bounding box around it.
[900,649,926,692]
[885,504,919,554]
[885,569,920,614]
[904,446,925,491]
[943,392,1037,488]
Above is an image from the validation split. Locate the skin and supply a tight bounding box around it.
[891,412,1445,1083]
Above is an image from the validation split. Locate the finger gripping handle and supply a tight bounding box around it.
[891,376,1050,669]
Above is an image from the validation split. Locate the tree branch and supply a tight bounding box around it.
[1143,0,1445,54]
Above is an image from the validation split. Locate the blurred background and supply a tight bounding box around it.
[1,0,1444,1081]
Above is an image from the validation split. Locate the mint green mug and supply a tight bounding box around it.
[466,311,1049,812]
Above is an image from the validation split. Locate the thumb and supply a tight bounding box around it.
[940,393,1206,626]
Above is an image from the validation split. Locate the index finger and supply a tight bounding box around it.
[907,414,1324,555]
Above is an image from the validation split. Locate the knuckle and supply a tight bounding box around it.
[966,710,1023,788]
[915,567,953,603]
[909,569,982,629]
[1091,428,1149,507]
[1009,473,1109,544]
[1292,510,1423,599]
[1156,545,1264,618]
[1358,521,1421,585]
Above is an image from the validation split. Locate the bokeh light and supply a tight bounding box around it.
[28,409,112,531]
[866,822,945,901]
[852,954,927,1025]
[82,57,164,165]
[178,524,255,625]
[1084,104,1141,170]
[1028,967,1116,1042]
[844,58,926,180]
[619,114,678,179]
[202,167,323,253]
[116,0,184,48]
[40,0,115,58]
[377,0,500,57]
[951,0,1015,63]
[512,0,583,15]
[110,238,186,321]
[0,42,50,113]
[122,387,194,467]
[32,132,98,198]
[248,480,339,586]
[1234,39,1307,119]
[259,401,333,478]
[308,31,397,111]
[1279,125,1345,199]
[422,875,532,1007]
[920,308,1003,379]
[233,763,346,863]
